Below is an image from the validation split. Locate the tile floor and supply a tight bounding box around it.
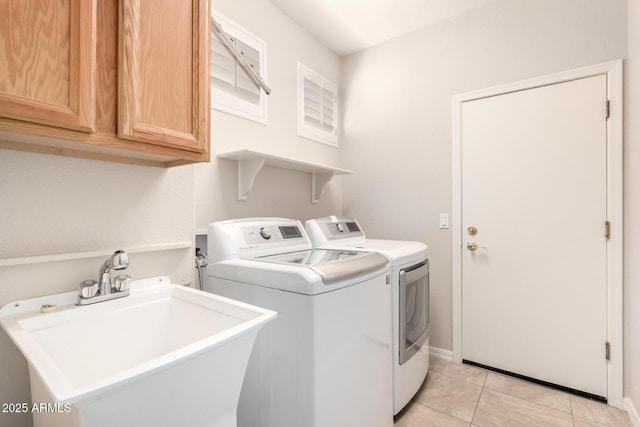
[394,357,633,427]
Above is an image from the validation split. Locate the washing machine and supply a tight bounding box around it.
[305,216,429,415]
[205,218,393,427]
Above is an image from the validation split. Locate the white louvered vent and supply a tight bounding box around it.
[212,33,260,103]
[297,63,338,147]
[211,12,267,124]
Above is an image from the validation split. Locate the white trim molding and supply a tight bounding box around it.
[625,398,640,427]
[0,242,193,267]
[429,346,454,361]
[451,60,624,408]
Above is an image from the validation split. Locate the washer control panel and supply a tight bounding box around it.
[242,224,304,244]
[209,218,311,262]
[259,227,272,240]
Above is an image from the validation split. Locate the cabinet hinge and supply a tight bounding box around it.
[605,221,611,239]
[605,341,611,361]
[606,100,610,119]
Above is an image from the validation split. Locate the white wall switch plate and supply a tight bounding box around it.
[439,214,449,229]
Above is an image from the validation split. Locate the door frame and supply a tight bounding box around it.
[451,60,623,408]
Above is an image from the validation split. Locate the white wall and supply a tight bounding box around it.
[195,0,344,231]
[624,0,640,420]
[0,2,343,425]
[0,151,195,427]
[340,0,627,356]
[1,1,637,425]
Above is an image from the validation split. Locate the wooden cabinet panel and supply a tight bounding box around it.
[0,0,96,132]
[95,0,118,134]
[0,0,210,166]
[118,0,209,154]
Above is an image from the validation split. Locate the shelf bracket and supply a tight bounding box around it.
[237,158,265,201]
[312,172,334,204]
[218,149,353,203]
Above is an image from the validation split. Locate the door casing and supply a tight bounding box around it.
[451,60,623,408]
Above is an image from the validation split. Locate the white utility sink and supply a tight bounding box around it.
[0,276,276,427]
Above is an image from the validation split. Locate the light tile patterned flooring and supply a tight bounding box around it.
[394,357,633,427]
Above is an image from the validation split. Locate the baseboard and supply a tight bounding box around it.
[429,346,453,361]
[625,397,640,427]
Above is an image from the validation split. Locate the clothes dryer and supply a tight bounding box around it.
[306,216,429,415]
[205,218,393,427]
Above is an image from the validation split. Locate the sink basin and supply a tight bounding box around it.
[0,276,276,427]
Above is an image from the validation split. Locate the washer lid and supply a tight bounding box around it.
[255,249,389,285]
[305,217,428,266]
[207,252,390,295]
[349,239,428,267]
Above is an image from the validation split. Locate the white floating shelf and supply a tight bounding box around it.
[217,149,353,203]
[0,242,193,267]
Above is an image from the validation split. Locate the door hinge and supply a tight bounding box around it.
[606,100,610,119]
[605,221,611,239]
[605,341,611,361]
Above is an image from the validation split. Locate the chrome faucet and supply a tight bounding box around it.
[99,250,129,295]
[76,250,132,306]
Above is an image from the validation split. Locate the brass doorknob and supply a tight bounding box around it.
[467,241,478,251]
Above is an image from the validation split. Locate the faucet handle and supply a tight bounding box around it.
[79,280,99,299]
[113,274,131,292]
[110,250,130,271]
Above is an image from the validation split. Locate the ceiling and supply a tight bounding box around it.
[269,0,499,56]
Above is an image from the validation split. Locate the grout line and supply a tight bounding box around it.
[470,366,488,426]
[428,361,489,387]
[412,400,475,425]
[481,375,573,415]
[489,388,575,413]
[429,369,487,388]
[411,362,484,425]
[471,383,485,425]
[481,369,488,387]
[570,395,574,416]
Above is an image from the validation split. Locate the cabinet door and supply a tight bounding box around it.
[118,0,209,153]
[0,0,96,132]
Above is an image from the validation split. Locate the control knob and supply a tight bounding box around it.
[336,223,345,232]
[259,227,272,240]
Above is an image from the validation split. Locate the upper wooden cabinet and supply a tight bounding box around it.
[118,0,209,153]
[0,0,210,167]
[0,1,96,132]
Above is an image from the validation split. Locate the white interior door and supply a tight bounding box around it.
[461,75,608,398]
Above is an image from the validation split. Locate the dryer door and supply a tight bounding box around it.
[399,261,429,365]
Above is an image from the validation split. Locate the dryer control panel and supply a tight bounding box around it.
[306,216,366,243]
